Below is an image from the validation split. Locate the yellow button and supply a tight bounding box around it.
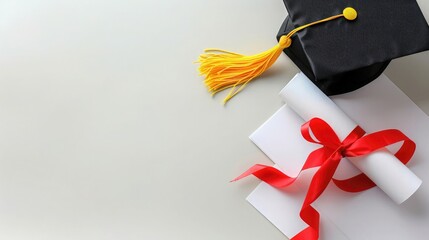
[343,7,358,21]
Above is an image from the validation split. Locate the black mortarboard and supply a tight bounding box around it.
[278,0,429,95]
[197,2,429,103]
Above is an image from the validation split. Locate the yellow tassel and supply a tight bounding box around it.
[197,7,358,104]
[198,37,291,104]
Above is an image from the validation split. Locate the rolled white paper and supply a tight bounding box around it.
[280,73,422,204]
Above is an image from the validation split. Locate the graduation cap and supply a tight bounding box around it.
[197,1,429,104]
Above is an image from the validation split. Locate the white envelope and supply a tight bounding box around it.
[246,74,429,239]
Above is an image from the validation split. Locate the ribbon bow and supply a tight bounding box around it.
[233,118,415,240]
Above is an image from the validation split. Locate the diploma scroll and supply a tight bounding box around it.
[280,73,422,204]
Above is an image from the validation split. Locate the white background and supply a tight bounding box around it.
[0,1,427,239]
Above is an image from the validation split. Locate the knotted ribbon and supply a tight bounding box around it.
[233,118,415,240]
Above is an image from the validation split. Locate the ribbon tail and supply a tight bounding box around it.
[231,164,298,188]
[233,147,330,188]
[291,217,319,240]
[292,156,341,240]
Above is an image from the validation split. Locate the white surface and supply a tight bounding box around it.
[0,1,427,240]
[280,73,421,204]
[248,74,429,239]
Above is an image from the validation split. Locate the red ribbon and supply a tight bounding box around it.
[233,118,415,240]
